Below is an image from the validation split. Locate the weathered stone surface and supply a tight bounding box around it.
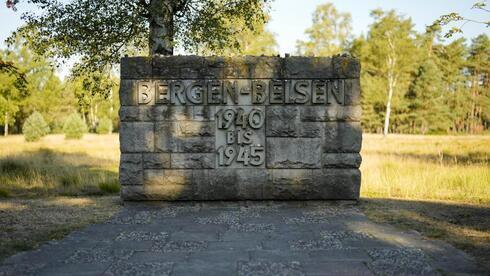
[193,170,239,200]
[171,153,215,169]
[119,106,153,122]
[322,153,362,168]
[311,169,361,200]
[175,121,214,137]
[324,122,362,153]
[143,153,171,169]
[119,56,362,200]
[119,80,138,106]
[143,169,163,186]
[266,138,321,168]
[120,122,154,153]
[121,185,193,200]
[121,57,152,79]
[344,79,361,105]
[236,169,270,199]
[283,56,333,79]
[193,106,216,121]
[267,107,323,138]
[119,154,143,185]
[155,123,215,153]
[270,170,313,199]
[144,169,195,187]
[332,55,361,79]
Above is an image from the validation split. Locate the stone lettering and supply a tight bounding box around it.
[121,56,361,201]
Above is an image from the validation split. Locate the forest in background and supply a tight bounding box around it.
[0,2,488,136]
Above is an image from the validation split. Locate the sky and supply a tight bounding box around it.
[0,0,488,78]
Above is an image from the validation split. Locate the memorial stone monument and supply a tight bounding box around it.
[119,55,361,200]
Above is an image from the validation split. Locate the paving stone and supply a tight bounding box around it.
[250,250,312,263]
[367,248,439,276]
[302,261,373,276]
[289,238,343,250]
[238,261,305,276]
[320,230,374,241]
[207,241,263,251]
[128,251,189,264]
[170,231,220,241]
[307,249,370,261]
[0,202,480,276]
[104,261,173,276]
[115,231,168,241]
[229,223,275,233]
[220,231,271,242]
[63,248,133,264]
[151,241,208,253]
[36,262,111,276]
[0,263,45,276]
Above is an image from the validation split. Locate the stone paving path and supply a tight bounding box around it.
[0,201,482,276]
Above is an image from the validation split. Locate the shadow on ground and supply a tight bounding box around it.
[360,198,490,272]
[0,196,122,261]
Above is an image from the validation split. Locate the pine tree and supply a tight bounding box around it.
[63,113,87,140]
[22,111,50,142]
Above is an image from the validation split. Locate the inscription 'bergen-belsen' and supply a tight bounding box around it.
[137,79,346,168]
[137,79,345,106]
[119,56,362,201]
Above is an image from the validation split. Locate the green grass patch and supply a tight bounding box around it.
[0,188,9,198]
[98,179,120,194]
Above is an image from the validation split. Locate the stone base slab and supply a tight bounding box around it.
[121,169,360,201]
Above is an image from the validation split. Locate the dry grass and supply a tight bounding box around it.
[361,134,490,204]
[0,196,121,260]
[360,134,490,271]
[0,134,120,197]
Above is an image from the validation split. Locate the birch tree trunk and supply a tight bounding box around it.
[383,76,394,137]
[383,34,397,137]
[4,112,8,136]
[149,0,174,56]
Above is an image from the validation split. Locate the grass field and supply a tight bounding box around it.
[0,133,489,267]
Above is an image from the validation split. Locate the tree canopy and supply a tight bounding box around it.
[296,3,351,56]
[8,0,272,74]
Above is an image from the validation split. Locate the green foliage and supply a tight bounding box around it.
[431,1,489,38]
[11,0,272,73]
[96,117,113,134]
[198,14,278,56]
[63,113,87,140]
[98,180,120,194]
[22,111,50,142]
[296,3,352,56]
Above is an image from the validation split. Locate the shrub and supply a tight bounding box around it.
[22,112,50,142]
[96,117,113,134]
[63,113,87,140]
